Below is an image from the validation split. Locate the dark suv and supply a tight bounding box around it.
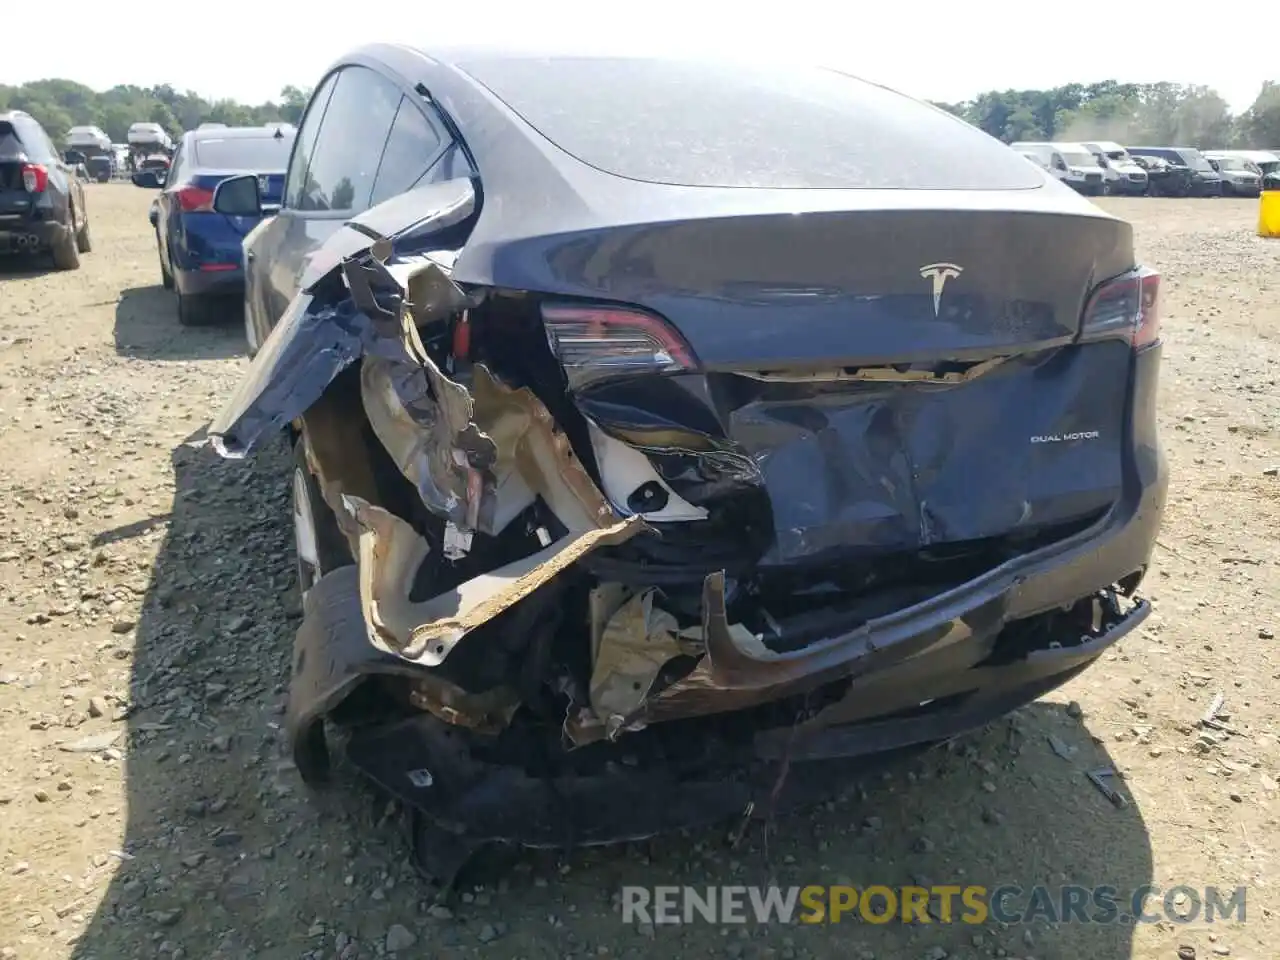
[0,110,92,269]
[1127,146,1224,197]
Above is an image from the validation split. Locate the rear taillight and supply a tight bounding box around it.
[175,185,215,212]
[1081,267,1160,349]
[21,163,48,193]
[541,303,697,390]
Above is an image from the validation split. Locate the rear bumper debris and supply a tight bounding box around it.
[288,559,1149,853]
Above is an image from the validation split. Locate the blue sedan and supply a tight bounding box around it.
[135,125,294,325]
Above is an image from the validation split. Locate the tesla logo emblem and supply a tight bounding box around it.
[919,262,963,316]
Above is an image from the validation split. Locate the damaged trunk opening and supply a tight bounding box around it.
[211,172,1165,877]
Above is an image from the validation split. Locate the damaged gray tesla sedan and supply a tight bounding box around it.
[207,45,1167,876]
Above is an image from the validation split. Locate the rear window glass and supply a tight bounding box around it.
[194,135,295,170]
[456,57,1042,190]
[0,122,23,157]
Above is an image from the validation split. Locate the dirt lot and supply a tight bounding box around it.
[0,185,1276,960]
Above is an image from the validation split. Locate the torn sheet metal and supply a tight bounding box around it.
[208,179,476,458]
[359,316,500,533]
[587,587,702,725]
[346,496,646,666]
[594,571,837,736]
[363,351,634,537]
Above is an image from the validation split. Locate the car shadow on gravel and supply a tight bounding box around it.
[0,252,57,280]
[68,427,1154,960]
[113,286,245,362]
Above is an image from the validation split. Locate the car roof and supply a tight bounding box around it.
[186,125,292,142]
[318,43,1107,291]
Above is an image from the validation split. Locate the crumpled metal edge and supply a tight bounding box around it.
[346,494,646,666]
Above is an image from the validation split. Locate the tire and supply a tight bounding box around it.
[291,439,353,600]
[50,222,81,271]
[158,234,173,290]
[76,216,91,254]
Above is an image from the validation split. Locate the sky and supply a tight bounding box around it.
[3,0,1273,113]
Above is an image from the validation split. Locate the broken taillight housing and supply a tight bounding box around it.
[1081,267,1161,349]
[541,303,698,390]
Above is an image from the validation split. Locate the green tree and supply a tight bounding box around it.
[2,77,310,148]
[1238,81,1280,147]
[945,79,1251,147]
[279,85,312,125]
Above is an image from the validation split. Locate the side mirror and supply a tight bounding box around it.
[131,171,162,189]
[213,174,262,217]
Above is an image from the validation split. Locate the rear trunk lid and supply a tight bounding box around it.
[586,208,1131,368]
[538,206,1137,571]
[0,122,37,224]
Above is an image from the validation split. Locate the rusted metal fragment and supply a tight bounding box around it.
[408,681,520,734]
[345,495,646,667]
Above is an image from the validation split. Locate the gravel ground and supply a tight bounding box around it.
[0,186,1276,960]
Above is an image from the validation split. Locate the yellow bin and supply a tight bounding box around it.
[1260,190,1280,238]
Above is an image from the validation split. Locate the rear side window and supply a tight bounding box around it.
[194,135,295,170]
[3,117,55,163]
[168,142,187,182]
[0,121,24,160]
[294,65,402,213]
[369,98,445,207]
[456,57,1043,190]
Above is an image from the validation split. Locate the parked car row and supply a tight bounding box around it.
[1204,150,1280,192]
[1012,140,1277,198]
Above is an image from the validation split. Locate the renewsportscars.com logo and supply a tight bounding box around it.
[621,885,1248,926]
